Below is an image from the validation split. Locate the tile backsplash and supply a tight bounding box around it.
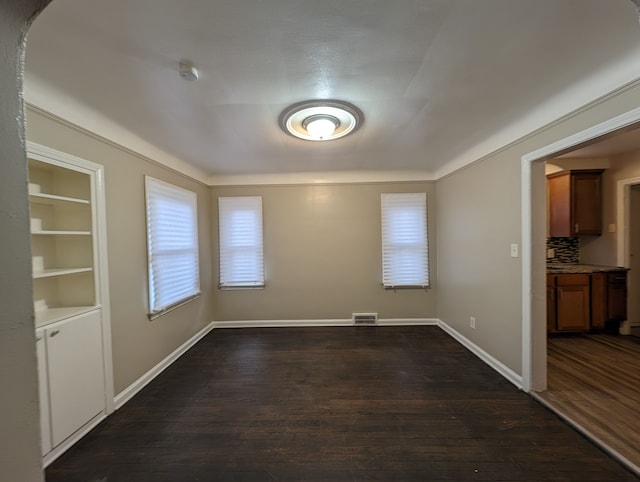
[547,237,579,264]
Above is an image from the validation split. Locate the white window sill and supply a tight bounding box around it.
[148,292,201,320]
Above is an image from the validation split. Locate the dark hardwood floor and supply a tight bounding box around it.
[46,327,638,481]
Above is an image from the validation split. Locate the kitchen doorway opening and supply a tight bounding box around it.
[522,107,640,473]
[522,106,640,393]
[619,179,640,335]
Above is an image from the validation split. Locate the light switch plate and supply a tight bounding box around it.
[511,243,519,258]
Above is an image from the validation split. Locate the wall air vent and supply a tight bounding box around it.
[352,313,378,325]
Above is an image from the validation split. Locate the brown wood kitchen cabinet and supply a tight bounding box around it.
[547,275,557,332]
[607,271,628,323]
[547,273,591,332]
[591,272,607,329]
[591,271,628,329]
[554,274,591,332]
[548,270,628,333]
[547,169,604,237]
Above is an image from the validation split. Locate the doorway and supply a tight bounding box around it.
[522,106,640,392]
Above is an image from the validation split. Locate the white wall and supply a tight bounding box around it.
[0,2,51,481]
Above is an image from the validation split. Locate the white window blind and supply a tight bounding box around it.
[218,196,264,288]
[145,176,200,316]
[381,192,429,288]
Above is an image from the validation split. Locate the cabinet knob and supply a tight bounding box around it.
[49,330,60,337]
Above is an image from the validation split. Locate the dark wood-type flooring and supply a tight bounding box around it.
[536,334,640,472]
[46,327,638,481]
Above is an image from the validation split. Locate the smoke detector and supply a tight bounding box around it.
[179,61,198,82]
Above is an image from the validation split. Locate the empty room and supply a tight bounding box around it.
[4,1,640,481]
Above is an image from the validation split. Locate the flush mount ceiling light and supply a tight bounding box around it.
[279,100,364,141]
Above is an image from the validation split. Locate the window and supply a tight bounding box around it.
[381,192,429,288]
[145,176,200,317]
[218,196,264,288]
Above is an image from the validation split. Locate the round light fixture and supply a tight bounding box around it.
[279,100,363,141]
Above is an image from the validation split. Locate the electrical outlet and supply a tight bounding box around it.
[470,316,476,329]
[510,243,519,258]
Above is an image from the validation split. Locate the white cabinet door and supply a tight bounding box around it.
[35,332,51,456]
[46,309,105,446]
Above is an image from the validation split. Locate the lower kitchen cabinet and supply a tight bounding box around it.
[608,272,628,323]
[36,309,106,455]
[548,270,628,333]
[554,274,591,332]
[547,276,556,332]
[591,273,607,329]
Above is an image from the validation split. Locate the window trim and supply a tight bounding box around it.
[145,176,200,318]
[381,192,430,289]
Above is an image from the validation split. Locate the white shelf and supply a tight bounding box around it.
[32,230,92,236]
[30,192,90,206]
[35,306,98,327]
[33,268,93,279]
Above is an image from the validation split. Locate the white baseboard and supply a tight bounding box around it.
[212,318,437,329]
[114,321,215,410]
[213,319,352,328]
[43,412,106,468]
[377,318,438,326]
[437,319,523,389]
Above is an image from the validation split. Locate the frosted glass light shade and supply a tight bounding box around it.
[304,116,339,140]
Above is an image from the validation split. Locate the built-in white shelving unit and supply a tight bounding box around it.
[27,142,113,467]
[29,153,96,327]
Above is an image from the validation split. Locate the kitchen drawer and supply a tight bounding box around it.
[608,272,628,283]
[557,274,590,286]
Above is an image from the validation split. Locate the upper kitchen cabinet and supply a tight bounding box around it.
[547,169,604,237]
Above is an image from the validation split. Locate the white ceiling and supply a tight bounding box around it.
[24,0,640,184]
[558,125,640,159]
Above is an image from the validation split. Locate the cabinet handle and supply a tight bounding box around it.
[49,330,60,337]
[36,336,42,342]
[574,223,579,233]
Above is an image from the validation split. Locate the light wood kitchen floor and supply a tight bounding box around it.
[535,334,640,474]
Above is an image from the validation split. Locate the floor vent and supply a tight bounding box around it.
[352,313,378,325]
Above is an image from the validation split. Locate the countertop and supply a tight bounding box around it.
[547,263,629,274]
